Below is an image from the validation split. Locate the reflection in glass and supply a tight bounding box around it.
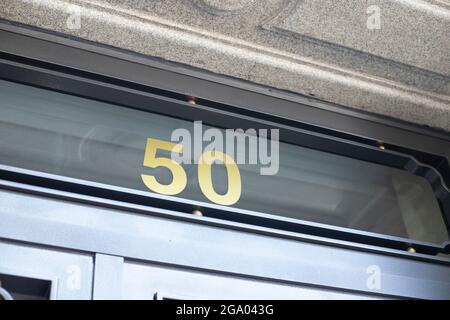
[0,80,447,244]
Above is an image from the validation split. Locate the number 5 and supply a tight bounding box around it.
[141,138,187,195]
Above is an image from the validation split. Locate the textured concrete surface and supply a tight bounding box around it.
[0,0,449,131]
[269,0,450,76]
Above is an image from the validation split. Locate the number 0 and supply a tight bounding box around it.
[198,150,242,206]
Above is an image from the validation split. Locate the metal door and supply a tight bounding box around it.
[0,240,93,299]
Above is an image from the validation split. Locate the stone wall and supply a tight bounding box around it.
[1,0,449,131]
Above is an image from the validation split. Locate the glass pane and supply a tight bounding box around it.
[0,273,51,300]
[0,80,447,244]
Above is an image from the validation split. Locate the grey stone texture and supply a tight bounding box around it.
[0,0,449,132]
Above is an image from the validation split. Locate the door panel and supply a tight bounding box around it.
[0,240,93,299]
[121,260,384,300]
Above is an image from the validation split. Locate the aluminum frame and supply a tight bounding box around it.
[1,187,450,299]
[0,266,58,300]
[0,239,93,300]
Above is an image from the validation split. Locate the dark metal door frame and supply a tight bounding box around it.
[0,20,449,257]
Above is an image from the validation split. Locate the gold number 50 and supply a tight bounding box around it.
[141,138,242,206]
